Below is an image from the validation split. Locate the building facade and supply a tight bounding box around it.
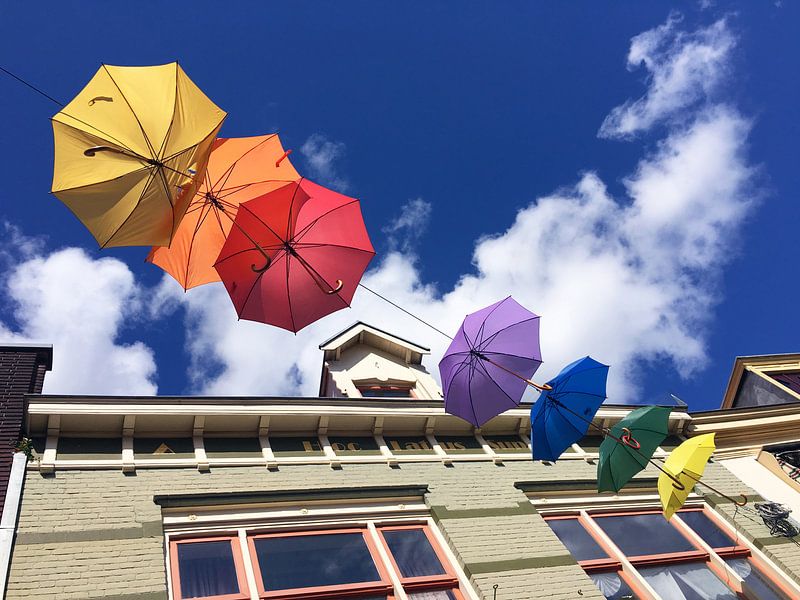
[2,329,800,600]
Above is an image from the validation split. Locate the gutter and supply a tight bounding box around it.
[0,453,27,598]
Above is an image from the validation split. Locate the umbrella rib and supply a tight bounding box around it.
[292,243,376,255]
[180,202,215,289]
[155,65,178,160]
[480,349,543,362]
[235,203,290,250]
[476,315,541,351]
[474,359,521,406]
[552,365,608,395]
[442,358,475,397]
[213,134,278,191]
[292,251,351,306]
[466,368,481,427]
[215,179,296,199]
[472,298,514,349]
[215,246,286,268]
[100,167,159,248]
[291,199,361,244]
[103,66,159,160]
[154,163,177,244]
[285,179,302,244]
[532,401,556,460]
[553,403,590,439]
[52,115,141,159]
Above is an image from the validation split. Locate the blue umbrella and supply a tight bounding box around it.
[530,356,609,461]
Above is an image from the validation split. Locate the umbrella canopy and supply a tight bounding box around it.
[52,62,226,247]
[147,134,299,289]
[438,297,542,427]
[530,356,609,461]
[659,433,716,520]
[597,405,671,493]
[214,179,375,332]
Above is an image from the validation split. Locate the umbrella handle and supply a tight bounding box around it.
[621,428,641,450]
[275,149,292,167]
[326,279,344,294]
[251,255,272,273]
[84,145,129,158]
[88,96,113,105]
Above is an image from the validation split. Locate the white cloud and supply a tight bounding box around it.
[599,15,735,139]
[0,246,157,395]
[299,134,349,192]
[382,198,433,252]
[164,14,754,404]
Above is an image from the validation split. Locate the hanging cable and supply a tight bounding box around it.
[357,283,454,341]
[0,65,64,106]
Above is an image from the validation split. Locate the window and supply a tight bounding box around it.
[357,385,415,398]
[545,508,795,600]
[170,524,463,599]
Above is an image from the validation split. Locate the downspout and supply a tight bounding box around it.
[0,452,27,598]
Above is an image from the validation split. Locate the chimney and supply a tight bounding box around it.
[0,344,52,514]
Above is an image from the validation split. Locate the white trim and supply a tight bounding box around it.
[0,453,27,597]
[237,529,259,600]
[367,521,407,600]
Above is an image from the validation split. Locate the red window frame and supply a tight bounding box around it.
[545,507,796,599]
[170,523,465,600]
[170,535,251,600]
[247,527,394,600]
[375,524,463,598]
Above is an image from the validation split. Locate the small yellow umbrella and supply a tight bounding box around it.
[52,63,226,247]
[658,433,716,520]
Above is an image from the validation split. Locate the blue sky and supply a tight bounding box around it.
[0,2,797,410]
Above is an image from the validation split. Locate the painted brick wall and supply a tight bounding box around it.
[0,345,51,516]
[9,457,795,600]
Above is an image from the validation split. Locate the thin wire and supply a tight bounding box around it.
[357,283,454,340]
[548,397,748,505]
[0,65,64,106]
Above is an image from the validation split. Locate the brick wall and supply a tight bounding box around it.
[0,345,51,516]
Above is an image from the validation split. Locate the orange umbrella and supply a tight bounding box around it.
[146,134,299,289]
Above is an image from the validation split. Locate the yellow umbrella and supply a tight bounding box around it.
[658,433,716,520]
[52,63,226,247]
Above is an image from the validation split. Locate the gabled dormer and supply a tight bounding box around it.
[318,322,442,399]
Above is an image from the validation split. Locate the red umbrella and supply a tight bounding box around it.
[214,179,375,332]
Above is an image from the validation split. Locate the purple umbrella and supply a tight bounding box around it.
[438,297,543,426]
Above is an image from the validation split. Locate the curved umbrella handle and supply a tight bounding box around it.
[251,255,272,274]
[669,473,686,492]
[326,279,344,294]
[621,427,641,450]
[88,96,113,106]
[84,145,125,157]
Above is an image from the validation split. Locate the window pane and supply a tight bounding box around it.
[382,529,446,578]
[589,572,638,599]
[547,519,609,561]
[407,591,457,600]
[595,513,694,556]
[726,558,790,600]
[678,511,735,549]
[253,532,381,591]
[359,387,412,397]
[640,562,737,600]
[176,541,240,599]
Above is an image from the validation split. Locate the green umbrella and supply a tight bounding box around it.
[597,406,671,493]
